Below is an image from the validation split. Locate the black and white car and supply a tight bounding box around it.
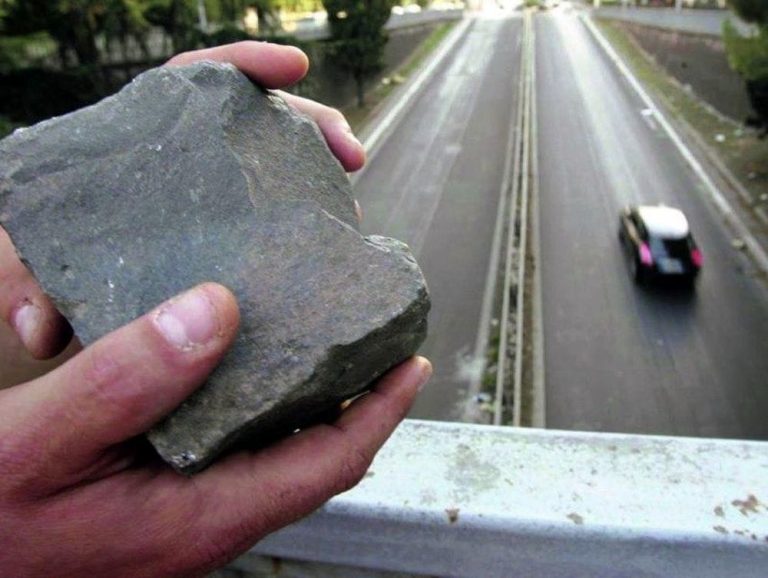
[618,204,702,285]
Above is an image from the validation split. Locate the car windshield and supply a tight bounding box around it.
[649,235,690,259]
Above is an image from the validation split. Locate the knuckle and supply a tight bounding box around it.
[81,345,144,418]
[152,498,236,576]
[83,346,121,393]
[189,505,267,572]
[166,49,196,66]
[385,391,411,424]
[189,531,247,575]
[0,396,52,496]
[323,107,346,125]
[232,40,254,51]
[0,428,45,496]
[335,438,372,494]
[195,542,234,573]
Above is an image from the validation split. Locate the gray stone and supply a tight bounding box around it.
[0,62,429,474]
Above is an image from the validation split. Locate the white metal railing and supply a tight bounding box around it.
[231,420,768,577]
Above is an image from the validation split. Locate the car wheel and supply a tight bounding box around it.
[631,258,644,285]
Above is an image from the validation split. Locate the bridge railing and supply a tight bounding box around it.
[219,420,768,577]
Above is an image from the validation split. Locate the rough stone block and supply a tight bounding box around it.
[0,62,429,474]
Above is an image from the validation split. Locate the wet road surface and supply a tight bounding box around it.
[354,14,523,420]
[536,12,768,439]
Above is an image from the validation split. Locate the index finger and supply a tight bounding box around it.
[277,91,367,173]
[167,41,309,89]
[0,227,72,359]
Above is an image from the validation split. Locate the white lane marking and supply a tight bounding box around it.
[356,17,472,167]
[582,14,768,275]
[529,15,546,429]
[640,107,658,131]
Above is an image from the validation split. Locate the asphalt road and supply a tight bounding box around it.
[354,14,522,420]
[536,12,768,439]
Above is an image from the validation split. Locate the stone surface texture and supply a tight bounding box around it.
[0,62,429,474]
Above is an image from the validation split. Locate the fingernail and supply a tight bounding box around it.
[12,302,41,350]
[416,358,433,392]
[154,288,219,349]
[343,131,366,171]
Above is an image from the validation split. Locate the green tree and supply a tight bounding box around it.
[0,0,11,22]
[725,0,768,132]
[3,0,99,66]
[727,0,768,23]
[102,0,151,61]
[248,0,280,34]
[1,0,153,66]
[273,0,322,11]
[143,0,200,53]
[322,0,394,107]
[219,0,246,21]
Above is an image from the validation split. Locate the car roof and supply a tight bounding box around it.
[636,205,689,239]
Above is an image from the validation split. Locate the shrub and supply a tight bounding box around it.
[725,0,768,132]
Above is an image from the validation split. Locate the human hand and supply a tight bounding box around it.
[1,41,365,362]
[0,282,431,577]
[167,42,366,172]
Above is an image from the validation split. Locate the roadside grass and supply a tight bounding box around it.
[594,18,768,222]
[342,21,457,132]
[479,320,501,421]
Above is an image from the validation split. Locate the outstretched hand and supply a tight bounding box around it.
[0,42,432,578]
[167,41,366,173]
[0,282,431,576]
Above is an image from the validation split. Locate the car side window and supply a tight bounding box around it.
[628,212,644,240]
[634,216,648,240]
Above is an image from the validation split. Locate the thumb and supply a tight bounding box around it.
[0,283,239,493]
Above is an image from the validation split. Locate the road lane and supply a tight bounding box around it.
[536,12,768,439]
[354,14,523,420]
